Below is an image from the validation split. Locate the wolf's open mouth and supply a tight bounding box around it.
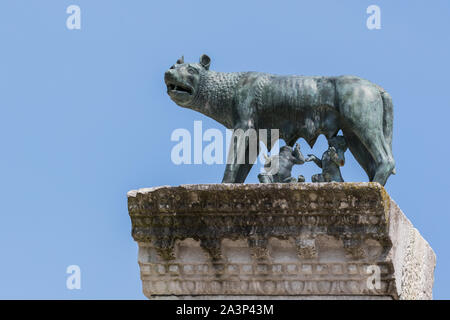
[167,83,193,95]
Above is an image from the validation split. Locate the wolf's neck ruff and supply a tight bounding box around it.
[190,71,245,128]
[192,71,243,107]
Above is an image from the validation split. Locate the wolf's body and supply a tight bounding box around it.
[165,55,395,185]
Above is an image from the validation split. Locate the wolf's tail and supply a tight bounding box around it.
[380,90,396,174]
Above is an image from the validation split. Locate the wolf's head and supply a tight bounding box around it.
[164,54,211,107]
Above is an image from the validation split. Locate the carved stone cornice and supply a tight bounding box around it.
[127,183,435,299]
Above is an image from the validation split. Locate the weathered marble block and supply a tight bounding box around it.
[127,183,435,300]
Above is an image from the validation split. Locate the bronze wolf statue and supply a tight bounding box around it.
[164,54,395,185]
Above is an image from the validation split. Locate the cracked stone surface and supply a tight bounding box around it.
[127,183,436,300]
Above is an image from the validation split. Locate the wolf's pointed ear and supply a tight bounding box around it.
[176,55,184,64]
[199,54,211,70]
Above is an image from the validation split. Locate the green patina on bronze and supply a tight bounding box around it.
[164,54,395,185]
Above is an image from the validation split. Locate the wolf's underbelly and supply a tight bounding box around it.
[256,76,340,146]
[266,106,341,147]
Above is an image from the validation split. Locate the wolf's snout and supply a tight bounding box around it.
[164,70,174,83]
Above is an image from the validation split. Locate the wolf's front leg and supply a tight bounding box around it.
[222,162,254,183]
[222,125,259,183]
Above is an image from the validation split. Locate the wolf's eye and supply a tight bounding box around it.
[187,67,197,75]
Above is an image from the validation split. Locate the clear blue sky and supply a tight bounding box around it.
[0,0,449,299]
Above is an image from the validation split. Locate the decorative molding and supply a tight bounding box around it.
[128,183,435,299]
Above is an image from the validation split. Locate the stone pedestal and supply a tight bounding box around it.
[127,183,435,300]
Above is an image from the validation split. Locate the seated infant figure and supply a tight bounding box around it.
[258,143,306,183]
[306,136,348,182]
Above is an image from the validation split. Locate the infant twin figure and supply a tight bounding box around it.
[258,136,348,183]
